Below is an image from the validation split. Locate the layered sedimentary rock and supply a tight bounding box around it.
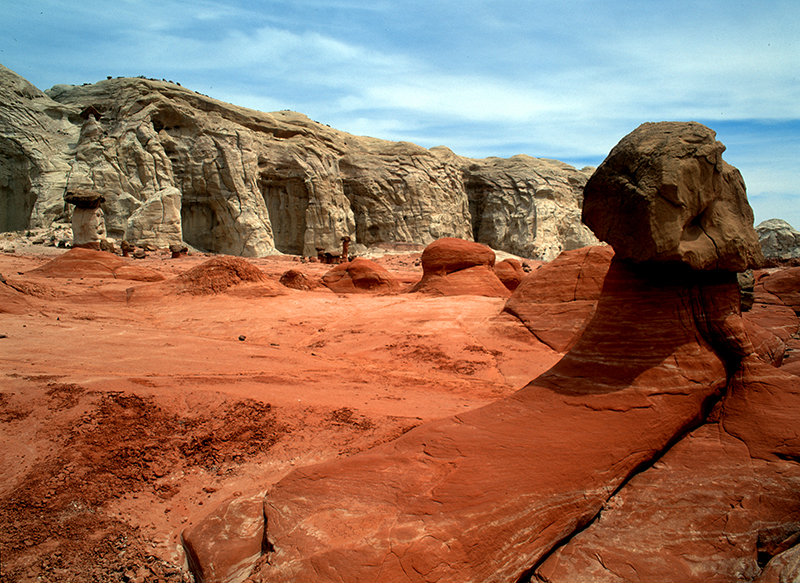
[0,63,598,259]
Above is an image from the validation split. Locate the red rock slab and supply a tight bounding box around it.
[721,355,800,462]
[503,246,613,352]
[743,316,786,367]
[419,237,495,275]
[255,258,729,583]
[745,302,800,343]
[408,264,512,297]
[534,423,800,583]
[761,266,800,314]
[493,258,525,291]
[321,257,401,294]
[27,247,165,281]
[182,494,265,583]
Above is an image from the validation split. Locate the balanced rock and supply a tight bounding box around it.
[321,257,400,294]
[582,121,764,271]
[65,189,106,249]
[409,238,511,297]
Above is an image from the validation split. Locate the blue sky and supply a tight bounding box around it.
[2,0,798,227]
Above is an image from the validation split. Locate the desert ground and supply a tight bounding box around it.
[0,243,557,582]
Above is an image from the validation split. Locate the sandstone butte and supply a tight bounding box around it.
[179,122,800,583]
[0,63,598,261]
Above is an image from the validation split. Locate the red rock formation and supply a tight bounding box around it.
[182,495,265,583]
[255,258,733,582]
[419,237,496,274]
[278,269,319,291]
[493,258,525,291]
[173,256,276,295]
[27,247,165,282]
[321,257,401,294]
[534,356,800,583]
[409,238,511,297]
[503,246,613,352]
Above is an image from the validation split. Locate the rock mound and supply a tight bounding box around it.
[321,258,400,294]
[409,238,511,297]
[173,256,273,295]
[27,248,165,282]
[582,121,764,271]
[279,269,319,291]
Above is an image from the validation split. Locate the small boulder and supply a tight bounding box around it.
[493,258,525,291]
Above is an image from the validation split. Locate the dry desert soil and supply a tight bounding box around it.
[0,244,558,582]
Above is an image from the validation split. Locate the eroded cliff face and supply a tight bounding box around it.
[0,64,598,258]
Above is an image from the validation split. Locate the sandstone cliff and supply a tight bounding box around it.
[0,63,598,259]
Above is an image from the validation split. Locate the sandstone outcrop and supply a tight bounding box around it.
[409,237,511,297]
[757,218,800,261]
[582,121,764,271]
[202,124,786,583]
[504,245,613,352]
[0,64,598,259]
[321,257,401,294]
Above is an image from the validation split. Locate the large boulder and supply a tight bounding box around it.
[582,121,764,271]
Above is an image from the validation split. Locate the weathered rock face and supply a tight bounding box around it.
[757,218,800,261]
[0,64,597,259]
[583,121,764,271]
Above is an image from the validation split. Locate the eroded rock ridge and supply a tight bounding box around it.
[0,63,598,259]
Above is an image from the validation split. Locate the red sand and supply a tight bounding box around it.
[0,246,559,582]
